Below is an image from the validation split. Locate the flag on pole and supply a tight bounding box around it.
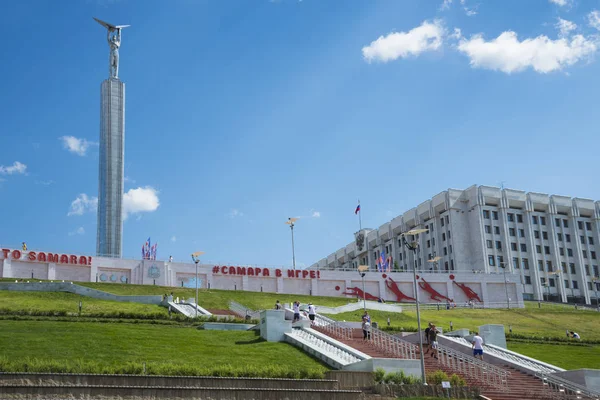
[355,204,360,214]
[380,249,387,272]
[141,245,145,259]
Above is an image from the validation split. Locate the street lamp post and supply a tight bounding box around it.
[286,218,298,270]
[499,263,510,309]
[401,228,428,386]
[358,265,369,312]
[593,277,599,312]
[191,251,205,318]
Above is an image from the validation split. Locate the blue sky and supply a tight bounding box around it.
[1,0,599,267]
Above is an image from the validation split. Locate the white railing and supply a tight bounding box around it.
[442,335,564,375]
[287,329,362,365]
[437,343,510,390]
[228,301,261,319]
[313,314,352,339]
[537,372,600,400]
[369,327,417,360]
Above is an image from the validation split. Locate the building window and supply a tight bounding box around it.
[549,278,555,287]
[532,216,538,225]
[568,248,573,257]
[432,238,435,246]
[483,210,490,219]
[534,230,540,239]
[519,229,525,238]
[536,245,542,254]
[566,234,571,243]
[521,243,527,252]
[511,242,518,251]
[557,233,563,241]
[555,218,561,227]
[592,251,597,260]
[525,275,531,284]
[540,277,546,285]
[589,237,594,245]
[573,281,579,290]
[542,231,548,240]
[564,279,570,289]
[580,235,586,245]
[496,241,502,250]
[445,215,449,224]
[443,247,447,256]
[449,245,453,254]
[486,240,493,249]
[538,260,544,271]
[509,228,516,237]
[441,218,445,227]
[450,259,454,270]
[585,265,590,275]
[561,262,567,273]
[513,257,519,269]
[497,255,504,266]
[540,216,546,225]
[517,214,523,223]
[442,233,446,241]
[544,246,550,255]
[430,223,434,232]
[546,261,553,272]
[578,221,583,230]
[593,265,599,276]
[507,213,514,222]
[488,255,495,266]
[560,248,565,256]
[427,240,431,248]
[493,211,499,220]
[583,250,588,259]
[586,222,592,231]
[563,219,569,228]
[485,225,492,234]
[570,263,576,274]
[522,258,529,269]
[494,226,500,235]
[447,230,451,239]
[588,282,593,290]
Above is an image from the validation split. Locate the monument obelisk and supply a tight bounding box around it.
[94,18,130,258]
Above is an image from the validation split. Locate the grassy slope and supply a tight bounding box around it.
[0,291,168,316]
[507,342,600,370]
[0,320,328,376]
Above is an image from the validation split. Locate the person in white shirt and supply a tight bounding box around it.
[292,301,300,322]
[472,332,484,360]
[308,303,316,325]
[570,331,581,340]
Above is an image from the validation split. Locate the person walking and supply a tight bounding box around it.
[424,322,432,352]
[274,300,282,310]
[362,318,371,340]
[429,324,440,360]
[307,303,316,325]
[472,332,484,360]
[292,301,300,323]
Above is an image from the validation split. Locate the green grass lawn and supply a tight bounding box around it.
[507,342,600,370]
[0,291,168,316]
[78,282,351,310]
[0,320,328,377]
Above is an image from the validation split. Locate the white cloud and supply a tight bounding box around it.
[60,136,97,156]
[460,0,477,16]
[228,209,244,218]
[68,194,98,216]
[362,20,445,63]
[170,236,177,242]
[311,211,321,218]
[556,18,577,37]
[440,0,453,10]
[457,31,598,74]
[69,227,85,236]
[0,161,27,175]
[123,186,160,219]
[589,11,600,31]
[549,0,571,7]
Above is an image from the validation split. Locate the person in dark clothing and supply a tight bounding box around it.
[428,324,439,359]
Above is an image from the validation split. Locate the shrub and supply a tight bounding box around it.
[383,371,405,385]
[426,370,449,385]
[450,373,466,387]
[373,367,386,383]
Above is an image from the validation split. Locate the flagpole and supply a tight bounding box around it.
[358,199,362,231]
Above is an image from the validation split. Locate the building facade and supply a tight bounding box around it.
[309,185,600,305]
[96,78,125,258]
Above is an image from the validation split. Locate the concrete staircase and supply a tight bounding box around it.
[0,372,363,400]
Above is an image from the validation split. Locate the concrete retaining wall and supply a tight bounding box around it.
[373,383,480,399]
[0,373,338,390]
[324,371,374,389]
[203,323,256,331]
[0,282,162,304]
[315,300,403,314]
[0,385,362,400]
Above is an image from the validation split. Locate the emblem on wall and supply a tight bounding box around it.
[147,264,160,279]
[453,281,482,302]
[355,231,365,252]
[182,277,202,289]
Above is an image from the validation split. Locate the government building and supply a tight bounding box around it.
[309,185,600,305]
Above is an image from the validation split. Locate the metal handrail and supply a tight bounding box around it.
[228,301,261,319]
[536,372,600,400]
[313,314,352,339]
[436,343,510,390]
[369,327,417,359]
